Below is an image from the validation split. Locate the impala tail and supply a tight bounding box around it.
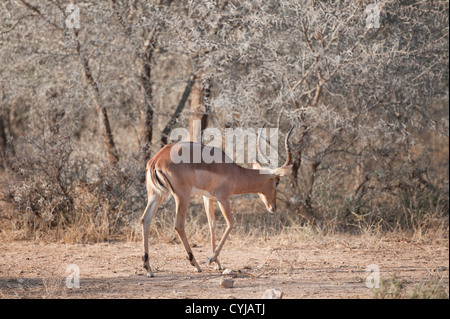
[146,159,174,196]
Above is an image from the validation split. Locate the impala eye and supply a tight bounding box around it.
[275,180,280,187]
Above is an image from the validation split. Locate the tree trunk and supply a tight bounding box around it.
[0,85,6,167]
[290,129,308,189]
[72,29,119,166]
[0,112,6,170]
[189,73,211,142]
[138,29,158,162]
[110,2,157,162]
[161,75,196,147]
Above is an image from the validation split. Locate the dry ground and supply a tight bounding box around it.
[0,235,448,299]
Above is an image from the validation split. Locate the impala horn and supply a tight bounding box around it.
[257,123,270,165]
[282,125,294,168]
[257,123,295,170]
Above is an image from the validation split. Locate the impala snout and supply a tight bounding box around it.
[258,192,277,214]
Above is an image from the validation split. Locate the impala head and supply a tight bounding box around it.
[254,124,294,213]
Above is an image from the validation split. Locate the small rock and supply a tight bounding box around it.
[262,288,283,299]
[220,278,234,289]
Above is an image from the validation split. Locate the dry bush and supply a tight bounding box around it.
[0,0,448,242]
[0,116,145,242]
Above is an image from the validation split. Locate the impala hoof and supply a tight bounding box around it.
[206,257,222,270]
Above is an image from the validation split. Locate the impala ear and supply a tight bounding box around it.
[273,165,293,177]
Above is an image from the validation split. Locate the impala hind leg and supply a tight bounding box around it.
[203,197,221,270]
[141,191,163,278]
[174,195,202,272]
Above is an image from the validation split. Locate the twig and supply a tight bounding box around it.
[0,14,35,35]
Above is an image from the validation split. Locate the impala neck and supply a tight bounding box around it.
[233,166,272,195]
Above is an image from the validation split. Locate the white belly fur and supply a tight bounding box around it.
[191,187,216,199]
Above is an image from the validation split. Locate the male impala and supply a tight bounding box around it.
[140,125,294,277]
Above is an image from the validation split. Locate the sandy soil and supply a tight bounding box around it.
[0,235,448,299]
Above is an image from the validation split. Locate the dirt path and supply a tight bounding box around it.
[0,236,448,299]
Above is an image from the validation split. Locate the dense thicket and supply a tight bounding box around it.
[0,0,448,241]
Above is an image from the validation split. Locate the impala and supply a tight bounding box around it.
[140,125,294,277]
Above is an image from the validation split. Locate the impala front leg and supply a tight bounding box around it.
[208,199,234,266]
[206,255,222,270]
[203,196,222,270]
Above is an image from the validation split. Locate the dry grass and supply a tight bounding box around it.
[372,276,449,299]
[1,176,448,246]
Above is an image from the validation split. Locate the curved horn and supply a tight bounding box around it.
[282,125,295,167]
[257,123,270,165]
